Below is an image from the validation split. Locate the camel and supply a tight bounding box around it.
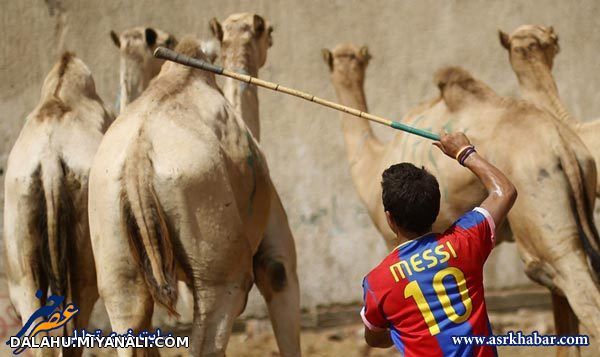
[209,13,300,356]
[88,37,295,356]
[322,44,600,354]
[499,25,600,223]
[3,52,113,356]
[110,26,177,113]
[210,13,274,141]
[110,27,223,324]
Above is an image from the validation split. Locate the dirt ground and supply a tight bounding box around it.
[83,309,596,357]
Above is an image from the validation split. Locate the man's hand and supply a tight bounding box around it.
[433,130,472,159]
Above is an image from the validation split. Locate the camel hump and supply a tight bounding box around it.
[434,66,493,111]
[434,66,474,90]
[173,36,210,61]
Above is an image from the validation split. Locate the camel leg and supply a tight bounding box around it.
[524,251,599,354]
[92,222,158,356]
[190,274,252,357]
[4,205,53,357]
[254,190,301,357]
[99,266,157,357]
[177,281,194,325]
[62,290,96,357]
[63,225,99,357]
[552,293,580,357]
[7,279,54,357]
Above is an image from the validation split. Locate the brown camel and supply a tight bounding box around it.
[499,24,600,225]
[110,27,177,113]
[322,44,600,354]
[209,13,300,356]
[4,52,113,357]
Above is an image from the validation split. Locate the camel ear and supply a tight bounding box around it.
[253,14,266,35]
[499,30,510,50]
[322,49,333,71]
[110,30,120,48]
[145,28,157,47]
[209,18,223,42]
[359,46,371,62]
[165,35,177,49]
[551,31,560,54]
[267,25,274,47]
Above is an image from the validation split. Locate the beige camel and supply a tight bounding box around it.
[210,13,273,141]
[499,26,600,355]
[209,13,300,356]
[3,52,113,356]
[499,25,600,224]
[322,44,600,353]
[87,37,294,356]
[110,26,177,113]
[111,27,223,324]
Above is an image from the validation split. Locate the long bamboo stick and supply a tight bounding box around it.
[153,46,440,141]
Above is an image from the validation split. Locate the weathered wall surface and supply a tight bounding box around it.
[1,0,599,321]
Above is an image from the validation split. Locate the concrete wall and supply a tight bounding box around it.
[1,0,599,321]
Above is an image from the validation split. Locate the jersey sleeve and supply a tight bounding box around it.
[361,277,388,331]
[449,207,496,263]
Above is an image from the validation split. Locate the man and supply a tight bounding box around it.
[361,131,517,356]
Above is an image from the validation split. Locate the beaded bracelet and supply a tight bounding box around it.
[454,145,472,161]
[459,146,477,166]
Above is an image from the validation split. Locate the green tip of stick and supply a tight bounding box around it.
[390,121,440,141]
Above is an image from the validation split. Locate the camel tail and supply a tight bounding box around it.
[38,157,75,301]
[121,144,178,316]
[556,134,600,275]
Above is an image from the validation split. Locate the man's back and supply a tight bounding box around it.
[362,208,497,356]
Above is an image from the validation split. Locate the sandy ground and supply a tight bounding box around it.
[79,309,596,357]
[2,301,594,356]
[81,324,597,357]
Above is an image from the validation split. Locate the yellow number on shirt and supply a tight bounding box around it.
[433,267,473,323]
[403,267,473,336]
[404,280,441,335]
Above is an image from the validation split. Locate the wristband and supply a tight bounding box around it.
[455,145,473,161]
[459,147,477,166]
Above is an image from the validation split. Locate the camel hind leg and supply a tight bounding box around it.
[4,190,54,357]
[524,251,596,356]
[186,228,254,356]
[552,293,580,357]
[170,179,258,355]
[253,191,301,357]
[90,195,158,356]
[190,271,253,357]
[96,251,158,357]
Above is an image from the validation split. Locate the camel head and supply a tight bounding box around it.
[110,26,177,109]
[209,13,273,70]
[322,44,371,88]
[499,25,560,72]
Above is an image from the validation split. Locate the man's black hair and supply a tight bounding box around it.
[381,163,440,235]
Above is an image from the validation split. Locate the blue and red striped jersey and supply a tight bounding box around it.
[361,207,497,357]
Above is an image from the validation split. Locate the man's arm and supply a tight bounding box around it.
[434,131,517,225]
[364,327,394,348]
[463,152,517,225]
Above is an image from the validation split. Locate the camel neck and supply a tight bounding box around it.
[516,60,578,127]
[332,80,382,178]
[119,57,150,113]
[222,52,261,141]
